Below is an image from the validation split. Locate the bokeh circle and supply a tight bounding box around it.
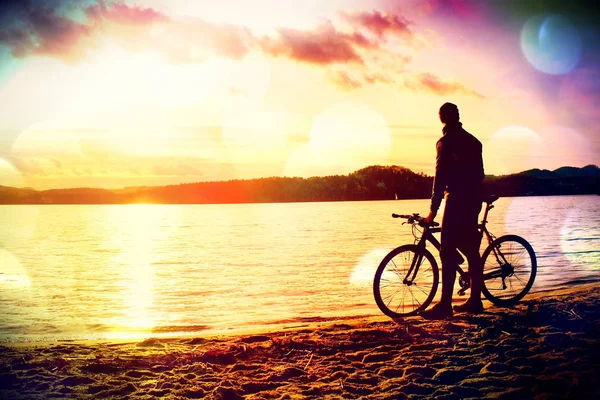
[521,14,582,75]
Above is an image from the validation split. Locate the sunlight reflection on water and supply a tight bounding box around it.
[0,196,598,341]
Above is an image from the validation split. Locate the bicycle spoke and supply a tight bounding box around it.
[409,288,422,307]
[395,285,407,313]
[510,248,528,267]
[384,288,401,308]
[382,284,401,302]
[401,288,405,312]
[390,268,404,282]
[414,284,428,297]
[389,260,405,281]
[512,272,527,286]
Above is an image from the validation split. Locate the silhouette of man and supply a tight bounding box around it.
[421,102,484,319]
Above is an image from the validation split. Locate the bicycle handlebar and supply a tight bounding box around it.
[392,213,439,227]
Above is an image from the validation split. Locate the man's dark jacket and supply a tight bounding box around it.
[430,122,484,213]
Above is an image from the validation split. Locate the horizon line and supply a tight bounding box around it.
[2,163,598,192]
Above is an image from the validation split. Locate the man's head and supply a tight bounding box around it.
[439,102,460,124]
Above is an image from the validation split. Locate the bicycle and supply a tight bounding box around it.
[373,194,537,318]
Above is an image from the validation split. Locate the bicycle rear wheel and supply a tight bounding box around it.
[373,245,439,318]
[481,235,537,306]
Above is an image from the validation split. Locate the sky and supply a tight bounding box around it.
[0,0,599,189]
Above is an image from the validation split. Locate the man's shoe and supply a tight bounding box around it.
[419,303,453,320]
[453,299,484,314]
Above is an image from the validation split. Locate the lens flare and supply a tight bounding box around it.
[0,46,20,89]
[559,68,600,121]
[521,14,582,75]
[0,160,39,247]
[350,248,389,288]
[485,126,547,175]
[0,249,31,288]
[560,205,600,274]
[539,125,598,168]
[0,158,24,188]
[283,101,391,177]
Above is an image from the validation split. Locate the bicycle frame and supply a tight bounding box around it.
[405,201,500,285]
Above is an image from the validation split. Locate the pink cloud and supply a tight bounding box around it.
[0,1,415,76]
[260,10,416,66]
[85,2,168,25]
[163,18,255,62]
[405,72,484,98]
[364,73,392,84]
[329,70,362,90]
[343,10,412,40]
[328,70,393,90]
[262,21,366,65]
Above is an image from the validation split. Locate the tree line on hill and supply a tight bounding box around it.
[0,165,598,204]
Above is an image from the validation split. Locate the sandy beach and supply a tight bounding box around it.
[1,283,599,399]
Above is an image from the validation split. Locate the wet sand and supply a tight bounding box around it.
[1,283,599,399]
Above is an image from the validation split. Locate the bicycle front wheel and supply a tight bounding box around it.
[481,235,537,306]
[373,245,439,318]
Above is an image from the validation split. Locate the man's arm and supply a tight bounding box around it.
[426,139,446,222]
[476,141,484,182]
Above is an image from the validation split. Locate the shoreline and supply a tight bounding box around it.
[1,283,599,399]
[1,192,598,206]
[4,281,599,347]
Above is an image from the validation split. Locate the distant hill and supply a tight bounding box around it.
[485,164,600,197]
[1,165,598,204]
[521,164,600,178]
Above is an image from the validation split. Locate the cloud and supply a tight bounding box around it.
[0,0,168,62]
[0,1,257,63]
[0,1,418,94]
[0,1,93,62]
[329,70,362,90]
[0,1,415,74]
[404,73,484,98]
[85,1,167,25]
[342,10,412,40]
[161,18,255,62]
[364,73,392,85]
[8,156,48,176]
[261,21,367,65]
[259,10,415,66]
[328,70,393,90]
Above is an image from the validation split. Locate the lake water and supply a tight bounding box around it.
[0,195,598,341]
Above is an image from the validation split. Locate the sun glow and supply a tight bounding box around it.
[0,158,24,188]
[284,101,391,177]
[0,0,596,190]
[485,126,547,175]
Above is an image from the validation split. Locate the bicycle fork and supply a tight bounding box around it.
[403,252,423,286]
